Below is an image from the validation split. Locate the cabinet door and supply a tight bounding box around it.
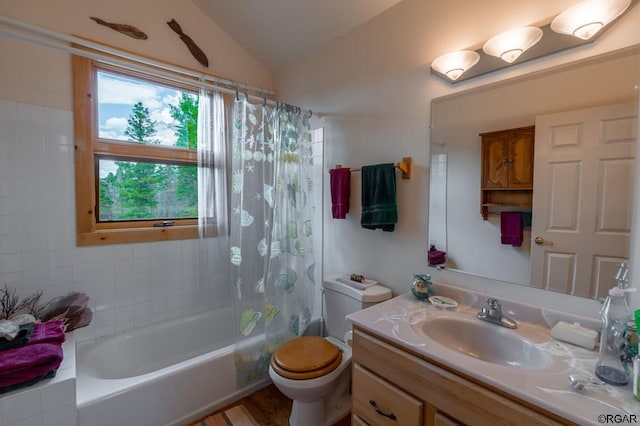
[508,127,534,189]
[481,133,509,188]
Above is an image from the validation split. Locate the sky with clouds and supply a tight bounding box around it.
[96,70,196,177]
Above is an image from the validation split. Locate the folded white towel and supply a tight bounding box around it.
[551,321,598,350]
[336,275,378,290]
[0,320,19,341]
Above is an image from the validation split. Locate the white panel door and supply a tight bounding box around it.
[530,102,637,299]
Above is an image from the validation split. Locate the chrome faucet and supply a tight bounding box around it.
[477,298,518,329]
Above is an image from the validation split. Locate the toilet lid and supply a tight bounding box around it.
[271,336,342,380]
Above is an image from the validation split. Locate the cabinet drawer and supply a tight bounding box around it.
[352,413,370,425]
[353,363,423,426]
[434,412,463,426]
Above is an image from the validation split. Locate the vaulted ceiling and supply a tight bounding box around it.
[193,0,585,73]
[192,0,404,71]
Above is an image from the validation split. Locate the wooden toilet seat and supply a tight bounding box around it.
[270,336,342,380]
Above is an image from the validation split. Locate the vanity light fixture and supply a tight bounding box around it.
[430,50,480,81]
[551,0,631,40]
[429,0,636,83]
[482,26,544,63]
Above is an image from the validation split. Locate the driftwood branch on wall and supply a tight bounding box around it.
[90,17,148,40]
[166,19,209,67]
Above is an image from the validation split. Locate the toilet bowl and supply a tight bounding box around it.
[268,336,352,426]
[268,277,392,426]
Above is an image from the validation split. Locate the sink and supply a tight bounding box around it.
[417,316,550,369]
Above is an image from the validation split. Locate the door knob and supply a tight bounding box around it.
[534,236,553,245]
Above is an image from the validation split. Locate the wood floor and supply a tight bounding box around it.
[198,383,351,426]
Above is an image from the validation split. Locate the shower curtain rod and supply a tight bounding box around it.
[0,16,317,117]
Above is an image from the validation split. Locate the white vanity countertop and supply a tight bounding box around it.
[347,288,640,426]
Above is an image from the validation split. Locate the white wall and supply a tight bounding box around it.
[0,0,272,109]
[0,0,273,342]
[275,0,640,318]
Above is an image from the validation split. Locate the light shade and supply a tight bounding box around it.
[430,50,480,81]
[551,0,631,40]
[482,26,543,63]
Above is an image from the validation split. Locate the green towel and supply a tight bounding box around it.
[361,163,397,232]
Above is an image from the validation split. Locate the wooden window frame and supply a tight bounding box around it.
[73,55,200,246]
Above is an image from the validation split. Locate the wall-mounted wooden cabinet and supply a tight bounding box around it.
[480,126,534,220]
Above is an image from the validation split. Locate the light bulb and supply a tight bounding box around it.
[430,50,480,81]
[483,27,543,64]
[551,0,631,40]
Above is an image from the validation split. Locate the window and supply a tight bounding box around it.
[73,55,201,245]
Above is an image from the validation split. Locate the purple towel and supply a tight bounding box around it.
[330,168,351,219]
[501,211,523,247]
[29,320,66,345]
[0,343,63,387]
[0,369,57,394]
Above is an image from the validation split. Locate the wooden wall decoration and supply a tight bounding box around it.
[90,17,148,40]
[166,19,209,67]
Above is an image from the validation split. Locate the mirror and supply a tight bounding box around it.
[429,46,640,300]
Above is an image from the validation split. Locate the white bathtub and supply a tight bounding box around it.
[76,308,270,426]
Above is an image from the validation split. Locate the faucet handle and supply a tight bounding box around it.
[486,298,501,310]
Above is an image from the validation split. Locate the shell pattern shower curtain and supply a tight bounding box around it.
[230,98,316,384]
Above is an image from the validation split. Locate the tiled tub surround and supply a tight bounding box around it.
[0,99,230,424]
[0,334,76,426]
[347,283,638,425]
[0,99,222,344]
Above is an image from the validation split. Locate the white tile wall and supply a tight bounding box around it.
[0,99,210,344]
[0,99,235,426]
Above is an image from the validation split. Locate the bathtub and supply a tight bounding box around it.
[76,308,270,426]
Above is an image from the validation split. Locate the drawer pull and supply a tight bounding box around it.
[369,400,397,420]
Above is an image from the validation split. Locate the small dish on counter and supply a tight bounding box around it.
[428,295,458,308]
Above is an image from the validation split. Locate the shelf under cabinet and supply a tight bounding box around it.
[481,189,532,220]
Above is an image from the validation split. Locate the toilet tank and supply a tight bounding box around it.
[323,278,392,342]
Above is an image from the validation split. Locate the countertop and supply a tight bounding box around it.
[347,285,640,425]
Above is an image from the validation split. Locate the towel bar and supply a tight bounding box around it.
[332,156,412,180]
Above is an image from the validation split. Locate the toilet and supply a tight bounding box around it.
[269,277,392,426]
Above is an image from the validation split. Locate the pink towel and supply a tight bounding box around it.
[500,211,523,247]
[29,320,66,345]
[330,168,351,219]
[0,343,63,387]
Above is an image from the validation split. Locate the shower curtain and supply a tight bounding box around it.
[198,90,231,311]
[230,98,315,384]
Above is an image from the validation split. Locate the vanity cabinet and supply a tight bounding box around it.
[351,327,571,426]
[480,126,534,220]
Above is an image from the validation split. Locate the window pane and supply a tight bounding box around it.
[96,70,198,149]
[98,158,197,221]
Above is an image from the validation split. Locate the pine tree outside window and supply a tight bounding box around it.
[73,56,204,245]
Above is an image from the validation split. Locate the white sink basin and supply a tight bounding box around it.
[418,316,550,369]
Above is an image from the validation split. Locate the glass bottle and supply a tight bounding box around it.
[595,287,631,386]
